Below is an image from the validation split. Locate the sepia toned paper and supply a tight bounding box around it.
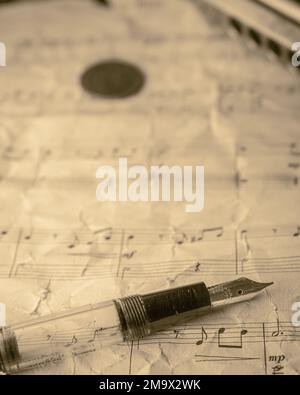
[0,0,299,375]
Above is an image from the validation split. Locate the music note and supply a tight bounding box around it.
[93,227,113,238]
[240,229,247,238]
[65,335,78,347]
[0,229,8,241]
[24,229,33,241]
[218,328,248,349]
[122,250,136,259]
[197,227,224,242]
[288,162,300,170]
[2,145,29,161]
[185,227,224,244]
[173,232,187,245]
[238,144,247,153]
[112,147,119,158]
[190,230,205,243]
[98,228,113,241]
[293,227,300,237]
[203,227,223,238]
[41,148,52,160]
[88,328,104,343]
[196,327,208,345]
[127,234,135,243]
[271,319,283,337]
[67,233,80,249]
[158,233,165,241]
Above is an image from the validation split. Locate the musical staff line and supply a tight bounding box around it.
[0,224,299,245]
[0,256,299,279]
[0,224,299,279]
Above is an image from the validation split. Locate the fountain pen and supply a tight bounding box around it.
[0,277,272,374]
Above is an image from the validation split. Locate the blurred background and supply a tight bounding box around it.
[0,0,300,375]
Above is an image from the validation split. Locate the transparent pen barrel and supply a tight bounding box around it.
[8,300,123,372]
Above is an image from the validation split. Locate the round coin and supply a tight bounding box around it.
[94,0,110,6]
[81,60,145,99]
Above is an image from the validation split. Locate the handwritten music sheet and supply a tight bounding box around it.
[0,0,300,375]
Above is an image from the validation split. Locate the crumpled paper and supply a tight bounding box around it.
[0,0,299,375]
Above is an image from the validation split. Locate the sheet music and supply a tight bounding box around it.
[0,0,300,375]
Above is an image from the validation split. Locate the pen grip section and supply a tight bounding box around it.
[142,282,211,323]
[116,282,211,340]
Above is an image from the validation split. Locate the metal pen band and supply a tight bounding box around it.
[114,282,211,341]
[114,296,150,340]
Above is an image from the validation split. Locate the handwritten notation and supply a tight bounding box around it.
[16,321,296,352]
[196,327,208,346]
[139,321,292,347]
[0,224,299,246]
[0,224,300,279]
[217,327,248,349]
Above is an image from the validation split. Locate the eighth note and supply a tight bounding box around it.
[218,327,248,349]
[65,335,78,347]
[196,327,208,345]
[88,328,104,343]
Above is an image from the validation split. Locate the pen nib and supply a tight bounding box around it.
[243,278,274,293]
[208,277,273,307]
